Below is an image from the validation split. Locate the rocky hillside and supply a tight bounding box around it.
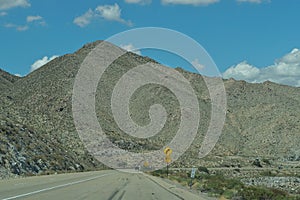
[0,65,104,179]
[0,41,299,178]
[0,69,20,92]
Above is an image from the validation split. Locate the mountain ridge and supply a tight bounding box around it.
[0,40,299,179]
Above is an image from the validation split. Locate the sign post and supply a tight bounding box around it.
[164,147,172,177]
[189,168,196,189]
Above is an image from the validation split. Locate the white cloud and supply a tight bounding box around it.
[161,0,219,6]
[4,23,28,31]
[26,15,46,26]
[191,58,205,70]
[124,0,151,5]
[279,48,300,64]
[0,0,30,10]
[16,25,28,31]
[14,73,22,77]
[27,15,42,22]
[74,4,132,27]
[73,9,94,27]
[223,61,260,80]
[30,55,58,72]
[4,23,14,28]
[223,49,300,87]
[96,3,132,26]
[0,11,7,16]
[236,0,270,3]
[4,16,45,31]
[120,44,141,55]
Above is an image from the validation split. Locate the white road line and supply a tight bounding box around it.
[2,172,115,200]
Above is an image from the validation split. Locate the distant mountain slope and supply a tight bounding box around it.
[215,79,300,159]
[0,69,21,92]
[0,41,299,178]
[0,69,20,84]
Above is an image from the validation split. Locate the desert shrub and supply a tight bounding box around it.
[198,166,210,174]
[238,186,290,200]
[262,158,271,165]
[253,158,263,167]
[151,169,167,178]
[260,170,277,177]
[0,143,7,154]
[15,143,22,151]
[200,174,243,196]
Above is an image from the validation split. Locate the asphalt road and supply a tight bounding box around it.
[0,170,211,200]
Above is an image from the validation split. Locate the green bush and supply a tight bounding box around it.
[253,158,263,167]
[201,174,243,195]
[198,166,210,174]
[262,158,271,165]
[238,186,291,200]
[0,143,7,154]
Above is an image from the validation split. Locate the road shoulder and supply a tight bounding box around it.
[143,173,216,200]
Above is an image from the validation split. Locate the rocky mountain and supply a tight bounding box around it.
[0,41,299,178]
[0,69,20,92]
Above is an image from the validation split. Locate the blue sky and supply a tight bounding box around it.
[0,0,299,86]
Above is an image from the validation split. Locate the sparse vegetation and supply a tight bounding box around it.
[262,158,272,166]
[150,169,300,200]
[253,158,263,168]
[198,166,210,174]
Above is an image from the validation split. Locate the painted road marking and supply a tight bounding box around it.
[2,172,115,200]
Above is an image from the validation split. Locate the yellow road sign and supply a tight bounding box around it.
[164,147,172,156]
[143,161,149,167]
[165,156,172,164]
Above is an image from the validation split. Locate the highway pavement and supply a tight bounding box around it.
[0,170,212,200]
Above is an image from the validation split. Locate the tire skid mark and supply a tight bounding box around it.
[107,179,129,200]
[117,191,126,200]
